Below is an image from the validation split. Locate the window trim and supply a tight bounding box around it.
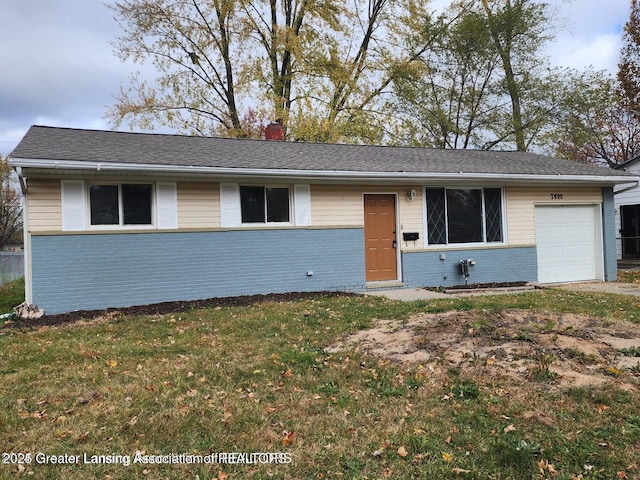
[239,184,293,226]
[87,182,155,230]
[423,186,507,247]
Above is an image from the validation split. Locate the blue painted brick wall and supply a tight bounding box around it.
[31,228,366,314]
[401,246,538,288]
[601,187,617,281]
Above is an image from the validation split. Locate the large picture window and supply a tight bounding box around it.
[426,187,503,245]
[240,186,290,224]
[89,183,152,226]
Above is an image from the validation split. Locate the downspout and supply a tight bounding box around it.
[14,167,32,304]
[15,166,27,195]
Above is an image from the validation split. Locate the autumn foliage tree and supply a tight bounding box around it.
[108,0,431,143]
[0,156,22,250]
[619,0,640,115]
[554,1,640,167]
[393,0,569,152]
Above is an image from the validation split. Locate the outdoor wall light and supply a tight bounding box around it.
[407,188,417,201]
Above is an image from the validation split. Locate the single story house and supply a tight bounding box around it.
[9,125,640,314]
[614,157,640,259]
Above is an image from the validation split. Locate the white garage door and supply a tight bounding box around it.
[535,205,601,283]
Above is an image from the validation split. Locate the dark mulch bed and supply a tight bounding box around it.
[427,281,530,292]
[1,291,356,330]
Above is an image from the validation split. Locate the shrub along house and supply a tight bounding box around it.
[9,125,639,314]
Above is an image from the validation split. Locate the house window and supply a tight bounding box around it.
[89,184,152,226]
[426,187,503,244]
[240,186,290,224]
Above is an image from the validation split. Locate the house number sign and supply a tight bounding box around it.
[550,193,564,200]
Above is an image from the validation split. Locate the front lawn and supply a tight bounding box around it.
[0,277,24,313]
[1,290,639,479]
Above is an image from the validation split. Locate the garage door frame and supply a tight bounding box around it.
[535,203,604,284]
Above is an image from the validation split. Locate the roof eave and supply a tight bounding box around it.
[9,157,638,186]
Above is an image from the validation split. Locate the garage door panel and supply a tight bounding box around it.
[535,205,600,283]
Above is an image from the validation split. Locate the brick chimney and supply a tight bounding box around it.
[265,120,284,141]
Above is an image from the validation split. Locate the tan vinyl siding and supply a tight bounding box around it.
[398,188,424,250]
[311,185,363,226]
[311,184,424,249]
[177,182,220,229]
[506,186,602,245]
[27,179,62,232]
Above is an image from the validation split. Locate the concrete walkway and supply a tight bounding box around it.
[365,281,640,302]
[556,281,640,297]
[365,285,536,301]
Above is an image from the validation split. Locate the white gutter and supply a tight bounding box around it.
[614,181,640,195]
[9,157,639,185]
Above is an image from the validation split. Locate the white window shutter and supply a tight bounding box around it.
[61,180,86,231]
[294,184,311,226]
[220,183,241,227]
[156,182,178,229]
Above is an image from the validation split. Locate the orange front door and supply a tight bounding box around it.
[364,194,398,282]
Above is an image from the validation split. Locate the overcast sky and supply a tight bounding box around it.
[0,0,633,155]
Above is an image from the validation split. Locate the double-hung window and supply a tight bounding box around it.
[425,187,503,245]
[240,186,290,224]
[89,183,153,226]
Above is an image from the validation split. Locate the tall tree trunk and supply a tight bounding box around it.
[482,0,526,151]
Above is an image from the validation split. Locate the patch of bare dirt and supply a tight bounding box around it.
[327,309,640,390]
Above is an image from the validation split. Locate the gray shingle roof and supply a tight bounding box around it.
[9,125,635,179]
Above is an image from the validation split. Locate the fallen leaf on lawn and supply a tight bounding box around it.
[608,366,622,376]
[282,431,295,446]
[617,471,628,479]
[397,446,408,458]
[106,359,118,368]
[222,408,232,423]
[597,404,610,414]
[538,459,557,475]
[503,424,516,433]
[217,471,229,480]
[452,467,471,475]
[442,452,453,462]
[383,468,394,477]
[445,436,452,444]
[186,388,198,397]
[282,369,292,378]
[129,416,138,426]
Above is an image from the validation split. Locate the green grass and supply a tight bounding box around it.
[0,277,24,312]
[0,289,639,479]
